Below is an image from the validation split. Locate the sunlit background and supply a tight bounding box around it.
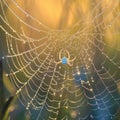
[0,0,120,120]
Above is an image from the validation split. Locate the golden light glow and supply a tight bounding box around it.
[35,0,62,28]
[70,110,78,119]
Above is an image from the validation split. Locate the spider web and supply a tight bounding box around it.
[0,0,120,120]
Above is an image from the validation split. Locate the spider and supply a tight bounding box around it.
[54,49,76,66]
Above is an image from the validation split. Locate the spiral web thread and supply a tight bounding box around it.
[0,0,120,120]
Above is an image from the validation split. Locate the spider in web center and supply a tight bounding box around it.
[54,49,76,66]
